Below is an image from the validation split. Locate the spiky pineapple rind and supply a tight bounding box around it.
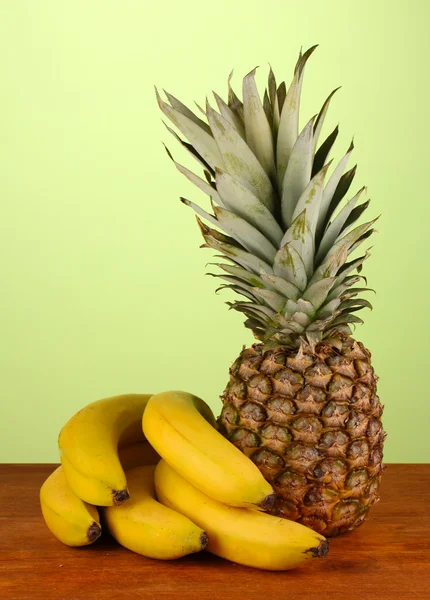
[218,334,385,537]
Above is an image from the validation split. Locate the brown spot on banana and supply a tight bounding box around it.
[112,489,130,505]
[259,492,276,511]
[305,538,330,558]
[86,522,102,543]
[199,532,209,550]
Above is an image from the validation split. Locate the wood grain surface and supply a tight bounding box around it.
[1,464,429,600]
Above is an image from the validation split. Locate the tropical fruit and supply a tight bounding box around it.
[142,390,274,508]
[40,466,101,547]
[155,459,328,570]
[103,465,208,559]
[157,46,385,536]
[58,393,152,505]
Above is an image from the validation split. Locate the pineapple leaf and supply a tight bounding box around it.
[340,219,377,254]
[244,317,266,333]
[263,89,273,131]
[312,125,339,177]
[277,320,305,335]
[227,70,244,123]
[259,271,301,301]
[232,301,277,321]
[164,146,224,206]
[348,228,375,255]
[271,331,297,346]
[319,165,358,238]
[302,277,336,309]
[326,276,362,301]
[313,87,341,153]
[290,161,331,237]
[213,91,246,140]
[284,298,298,314]
[212,263,270,289]
[330,313,364,327]
[243,67,277,180]
[268,65,277,104]
[319,219,377,278]
[318,298,342,319]
[215,284,258,302]
[276,46,317,187]
[268,65,280,135]
[327,324,353,337]
[207,272,251,287]
[296,298,315,315]
[194,102,207,117]
[338,298,373,312]
[341,199,371,234]
[333,250,371,288]
[311,243,349,283]
[156,88,224,171]
[273,243,308,291]
[306,313,338,332]
[317,140,354,236]
[213,205,278,263]
[181,197,220,230]
[163,90,212,134]
[215,168,283,247]
[281,117,315,227]
[197,217,274,275]
[163,122,215,175]
[277,81,287,112]
[229,304,269,328]
[205,100,275,211]
[280,209,314,278]
[315,186,366,264]
[291,311,311,327]
[251,288,287,312]
[340,286,375,299]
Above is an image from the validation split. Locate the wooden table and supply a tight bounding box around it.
[1,464,429,600]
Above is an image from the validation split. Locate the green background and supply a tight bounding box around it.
[1,1,429,462]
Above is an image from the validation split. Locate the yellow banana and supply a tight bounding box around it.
[40,441,158,545]
[59,393,152,506]
[142,390,274,509]
[40,466,101,547]
[155,460,329,571]
[103,465,208,560]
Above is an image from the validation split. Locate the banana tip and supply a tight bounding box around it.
[259,492,276,512]
[306,538,330,558]
[199,531,209,550]
[87,522,101,543]
[112,489,130,505]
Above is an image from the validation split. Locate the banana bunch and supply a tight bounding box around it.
[40,466,102,547]
[40,390,329,570]
[143,391,329,570]
[142,390,275,509]
[58,393,153,506]
[103,465,208,559]
[41,394,161,547]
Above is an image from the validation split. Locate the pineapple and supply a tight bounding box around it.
[157,45,386,537]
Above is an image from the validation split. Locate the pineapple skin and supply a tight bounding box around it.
[218,335,385,537]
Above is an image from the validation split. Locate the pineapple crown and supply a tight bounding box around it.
[156,46,377,350]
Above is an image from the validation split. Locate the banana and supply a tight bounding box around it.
[118,441,160,470]
[142,390,274,509]
[155,460,329,571]
[40,441,158,545]
[40,466,101,547]
[59,393,152,506]
[103,465,208,560]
